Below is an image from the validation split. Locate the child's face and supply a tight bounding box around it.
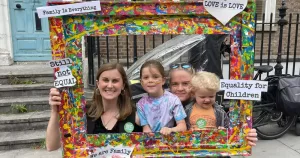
[194,88,216,109]
[141,67,165,97]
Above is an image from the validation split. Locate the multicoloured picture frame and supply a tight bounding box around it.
[47,0,256,157]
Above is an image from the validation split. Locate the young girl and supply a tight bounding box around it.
[137,60,187,135]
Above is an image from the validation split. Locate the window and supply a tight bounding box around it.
[256,0,277,23]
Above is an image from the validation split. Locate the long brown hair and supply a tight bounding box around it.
[88,63,132,121]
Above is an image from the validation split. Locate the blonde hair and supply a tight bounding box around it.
[191,71,220,92]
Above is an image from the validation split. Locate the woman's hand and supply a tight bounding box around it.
[46,88,62,151]
[246,128,258,146]
[49,88,61,113]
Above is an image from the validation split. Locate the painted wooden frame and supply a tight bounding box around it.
[47,0,256,157]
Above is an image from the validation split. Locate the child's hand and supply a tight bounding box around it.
[133,155,145,158]
[217,126,226,130]
[160,127,172,135]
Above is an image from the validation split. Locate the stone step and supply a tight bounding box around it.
[0,130,45,150]
[0,148,62,158]
[0,74,54,85]
[0,111,50,132]
[0,63,53,85]
[0,84,53,98]
[0,96,49,114]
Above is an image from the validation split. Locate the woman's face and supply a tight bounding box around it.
[169,70,192,102]
[97,69,124,101]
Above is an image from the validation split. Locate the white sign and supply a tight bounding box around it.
[37,1,101,18]
[49,58,73,68]
[204,0,248,25]
[89,145,134,158]
[220,79,268,101]
[223,89,261,101]
[220,79,268,92]
[54,67,77,88]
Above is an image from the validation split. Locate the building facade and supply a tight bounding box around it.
[0,0,299,65]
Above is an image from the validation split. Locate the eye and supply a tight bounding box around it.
[112,79,119,83]
[102,78,109,82]
[182,82,190,86]
[171,82,178,86]
[153,75,159,79]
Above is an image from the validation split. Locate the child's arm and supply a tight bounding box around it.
[160,120,187,135]
[143,125,152,133]
[160,97,188,135]
[172,120,187,132]
[135,112,140,126]
[136,102,152,132]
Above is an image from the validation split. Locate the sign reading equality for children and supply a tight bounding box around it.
[37,1,101,18]
[220,79,268,101]
[203,0,248,25]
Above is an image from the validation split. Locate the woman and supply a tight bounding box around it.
[168,63,258,146]
[46,63,142,151]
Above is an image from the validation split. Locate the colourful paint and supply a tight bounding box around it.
[47,0,256,157]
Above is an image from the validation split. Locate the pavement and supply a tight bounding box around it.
[0,130,299,158]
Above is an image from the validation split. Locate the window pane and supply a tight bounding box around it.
[256,0,265,21]
[35,12,42,31]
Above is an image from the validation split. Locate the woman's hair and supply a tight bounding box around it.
[140,60,165,78]
[168,64,195,82]
[88,63,132,121]
[191,71,220,92]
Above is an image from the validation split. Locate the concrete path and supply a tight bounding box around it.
[0,130,299,158]
[249,130,300,158]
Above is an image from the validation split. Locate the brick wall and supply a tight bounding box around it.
[96,35,175,64]
[255,0,300,61]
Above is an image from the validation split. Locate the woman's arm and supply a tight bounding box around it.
[46,88,62,151]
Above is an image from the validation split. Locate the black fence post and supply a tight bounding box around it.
[133,0,138,63]
[275,0,288,75]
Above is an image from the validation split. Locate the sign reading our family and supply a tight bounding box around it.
[204,0,248,25]
[37,1,101,18]
[220,79,268,101]
[89,145,134,158]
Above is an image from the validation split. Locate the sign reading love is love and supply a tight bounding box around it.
[204,0,248,25]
